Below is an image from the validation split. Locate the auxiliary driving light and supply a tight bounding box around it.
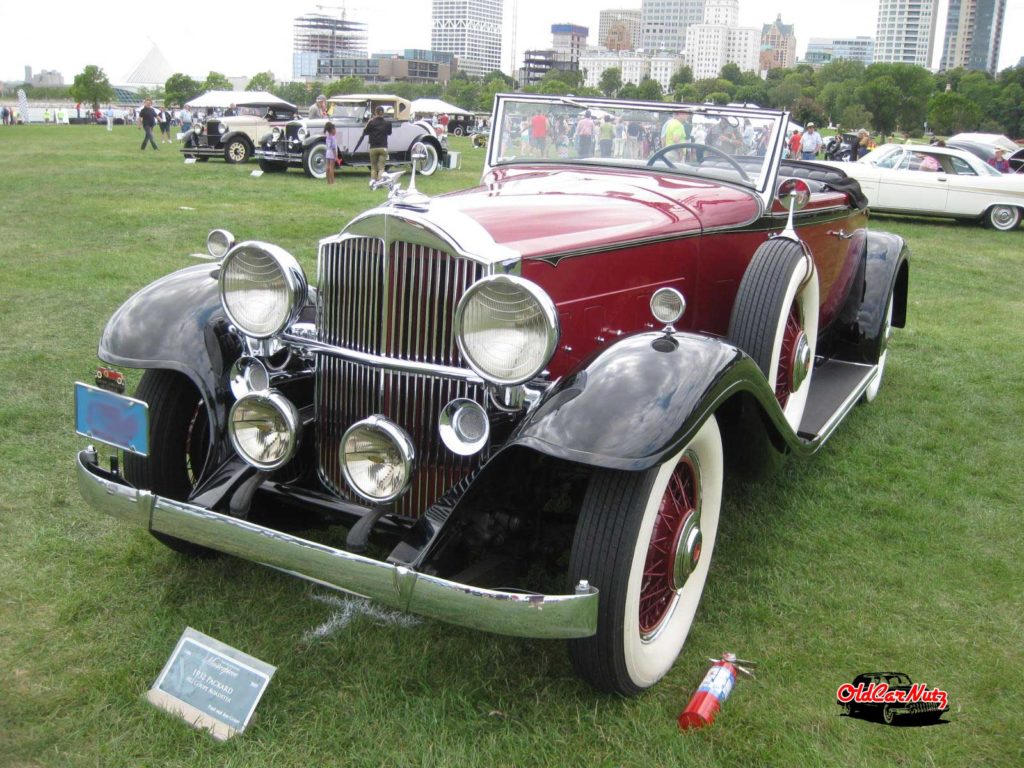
[341,417,415,503]
[228,390,300,471]
[439,399,489,456]
[207,228,236,259]
[650,287,686,326]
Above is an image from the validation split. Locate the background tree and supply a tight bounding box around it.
[202,72,233,92]
[636,77,663,101]
[927,91,981,135]
[855,75,901,136]
[246,71,275,92]
[719,62,742,83]
[669,66,693,91]
[69,65,114,111]
[327,76,366,95]
[706,91,730,105]
[164,73,201,107]
[599,67,622,97]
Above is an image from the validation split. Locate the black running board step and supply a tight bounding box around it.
[798,358,877,440]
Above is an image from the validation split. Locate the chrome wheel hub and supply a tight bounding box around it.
[790,332,811,392]
[670,512,702,590]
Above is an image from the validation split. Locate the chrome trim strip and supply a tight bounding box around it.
[76,450,597,639]
[283,332,485,384]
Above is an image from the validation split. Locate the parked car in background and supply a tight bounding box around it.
[824,132,860,161]
[824,142,1024,230]
[946,132,1024,173]
[255,94,445,179]
[182,100,298,164]
[75,95,908,696]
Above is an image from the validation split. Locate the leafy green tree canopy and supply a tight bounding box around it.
[202,72,233,92]
[246,71,275,92]
[599,67,622,97]
[69,65,114,111]
[164,73,201,107]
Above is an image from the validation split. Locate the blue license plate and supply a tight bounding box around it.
[74,382,149,456]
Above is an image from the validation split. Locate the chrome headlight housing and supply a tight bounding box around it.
[229,390,300,470]
[341,417,415,503]
[271,126,282,141]
[219,242,307,339]
[192,123,203,134]
[217,123,227,134]
[455,275,559,386]
[297,126,308,140]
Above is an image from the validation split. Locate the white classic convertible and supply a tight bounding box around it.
[824,143,1024,231]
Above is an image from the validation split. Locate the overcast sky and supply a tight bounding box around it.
[2,1,1022,86]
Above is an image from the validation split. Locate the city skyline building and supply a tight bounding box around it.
[431,0,503,79]
[940,0,1007,74]
[598,8,642,50]
[874,0,938,67]
[760,14,796,71]
[292,12,368,80]
[804,36,876,66]
[684,0,759,80]
[519,23,588,86]
[640,0,705,52]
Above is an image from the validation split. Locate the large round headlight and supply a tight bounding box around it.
[297,126,308,140]
[271,126,282,141]
[219,242,307,338]
[229,390,300,470]
[218,123,227,134]
[341,417,415,503]
[192,123,203,134]
[455,275,558,386]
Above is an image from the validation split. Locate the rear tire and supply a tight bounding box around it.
[862,294,894,403]
[123,370,215,556]
[412,141,440,176]
[303,143,327,179]
[729,239,819,432]
[567,417,723,695]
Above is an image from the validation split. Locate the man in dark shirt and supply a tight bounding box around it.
[353,106,392,185]
[138,98,158,150]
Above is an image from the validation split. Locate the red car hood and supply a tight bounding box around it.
[441,165,762,259]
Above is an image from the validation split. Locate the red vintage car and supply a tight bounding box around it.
[75,94,908,696]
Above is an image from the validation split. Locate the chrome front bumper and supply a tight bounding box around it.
[256,148,299,163]
[76,449,598,639]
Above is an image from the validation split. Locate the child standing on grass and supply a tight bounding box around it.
[324,122,338,185]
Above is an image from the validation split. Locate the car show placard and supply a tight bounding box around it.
[146,627,275,741]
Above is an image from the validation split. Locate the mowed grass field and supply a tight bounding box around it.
[0,124,1021,768]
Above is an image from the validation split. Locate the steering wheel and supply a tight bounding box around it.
[647,142,751,182]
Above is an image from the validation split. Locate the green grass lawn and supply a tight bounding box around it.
[0,125,1021,767]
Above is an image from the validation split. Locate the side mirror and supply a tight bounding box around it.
[777,178,810,211]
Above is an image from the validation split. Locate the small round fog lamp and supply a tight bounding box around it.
[207,229,236,259]
[650,288,686,326]
[229,390,300,471]
[439,399,489,456]
[341,417,415,503]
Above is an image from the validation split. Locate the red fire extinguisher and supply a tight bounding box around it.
[678,653,756,730]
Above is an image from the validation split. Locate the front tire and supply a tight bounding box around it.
[412,141,439,176]
[986,204,1021,231]
[303,142,327,179]
[729,239,819,431]
[123,370,214,556]
[567,417,724,695]
[224,137,251,164]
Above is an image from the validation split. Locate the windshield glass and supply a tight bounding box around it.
[491,96,787,191]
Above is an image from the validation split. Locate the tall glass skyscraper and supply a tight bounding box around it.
[940,0,1007,74]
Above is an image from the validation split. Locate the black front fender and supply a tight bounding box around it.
[508,332,789,472]
[98,263,238,431]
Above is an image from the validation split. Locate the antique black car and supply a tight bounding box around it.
[824,132,860,161]
[182,101,299,164]
[255,94,445,179]
[75,95,907,696]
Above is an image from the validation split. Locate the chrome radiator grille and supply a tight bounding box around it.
[316,235,488,518]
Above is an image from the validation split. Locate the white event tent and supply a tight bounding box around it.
[185,91,295,109]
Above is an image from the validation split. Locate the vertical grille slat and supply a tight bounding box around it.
[316,235,488,518]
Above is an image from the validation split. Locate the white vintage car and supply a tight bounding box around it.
[824,143,1024,231]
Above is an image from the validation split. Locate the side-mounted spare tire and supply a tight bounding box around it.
[728,238,819,432]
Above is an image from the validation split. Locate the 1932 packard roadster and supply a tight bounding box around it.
[75,95,908,696]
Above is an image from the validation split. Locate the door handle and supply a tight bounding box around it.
[827,229,854,240]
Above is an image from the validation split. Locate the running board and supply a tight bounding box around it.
[798,358,878,441]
